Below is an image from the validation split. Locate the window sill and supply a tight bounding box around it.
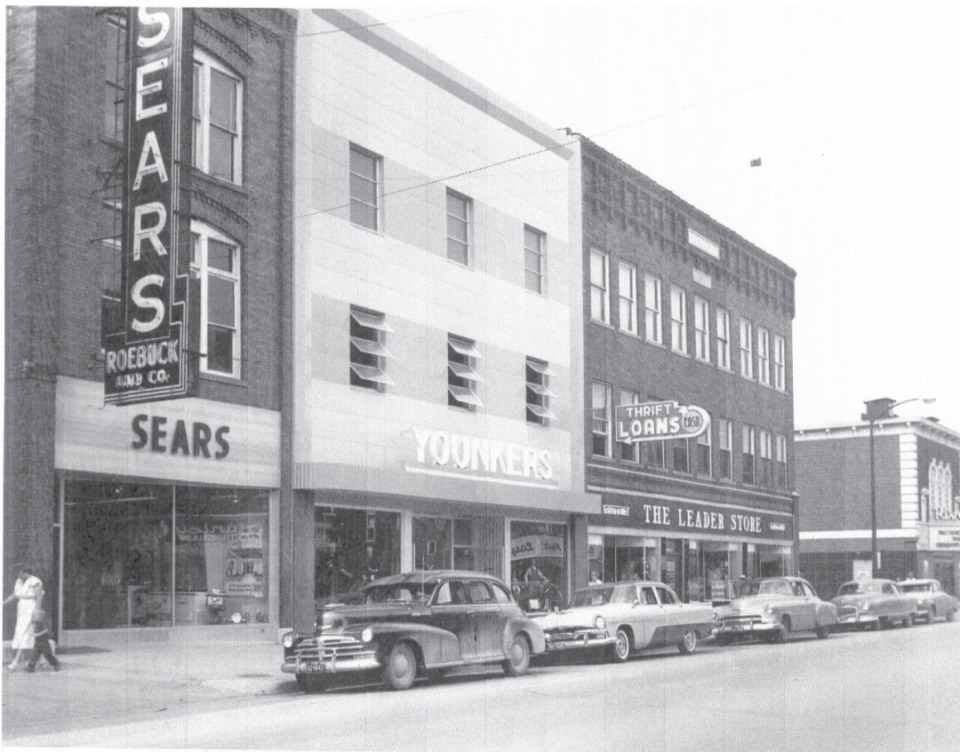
[192,169,247,197]
[644,339,666,350]
[201,371,247,388]
[671,349,691,359]
[590,318,615,330]
[617,329,642,341]
[590,453,616,463]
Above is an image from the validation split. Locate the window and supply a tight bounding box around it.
[697,422,712,477]
[103,13,127,141]
[448,335,482,410]
[524,226,545,293]
[759,429,772,486]
[672,439,689,473]
[349,306,394,390]
[776,434,787,488]
[191,222,240,377]
[590,250,609,324]
[618,262,638,334]
[526,357,557,425]
[670,286,688,354]
[446,190,471,265]
[758,328,771,386]
[646,438,665,469]
[193,49,242,184]
[742,424,756,485]
[739,318,754,379]
[619,390,640,462]
[349,145,381,230]
[774,335,787,391]
[591,382,612,457]
[716,307,731,370]
[719,418,733,480]
[644,275,662,344]
[694,297,710,362]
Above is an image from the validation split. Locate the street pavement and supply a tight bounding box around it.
[5,621,960,750]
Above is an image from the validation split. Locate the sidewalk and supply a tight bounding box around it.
[2,638,295,739]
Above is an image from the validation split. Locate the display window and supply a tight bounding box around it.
[510,520,568,610]
[315,506,401,602]
[411,515,504,578]
[62,479,270,630]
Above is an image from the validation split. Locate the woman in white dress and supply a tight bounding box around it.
[4,564,43,670]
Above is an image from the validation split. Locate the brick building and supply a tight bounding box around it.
[579,139,798,602]
[286,10,597,629]
[796,417,960,600]
[5,7,295,643]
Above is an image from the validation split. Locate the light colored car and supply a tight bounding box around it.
[831,578,917,630]
[898,578,959,623]
[713,576,837,645]
[534,581,715,661]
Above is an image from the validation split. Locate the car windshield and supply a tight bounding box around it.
[572,587,615,607]
[838,582,882,596]
[363,581,437,604]
[740,580,793,597]
[900,583,932,593]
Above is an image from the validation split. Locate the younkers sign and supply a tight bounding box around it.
[615,401,709,443]
[104,8,195,405]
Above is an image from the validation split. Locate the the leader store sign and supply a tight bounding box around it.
[104,8,195,405]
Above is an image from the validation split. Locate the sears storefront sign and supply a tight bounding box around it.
[615,400,709,443]
[104,8,196,405]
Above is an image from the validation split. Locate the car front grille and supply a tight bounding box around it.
[837,605,858,619]
[294,635,374,661]
[719,614,763,627]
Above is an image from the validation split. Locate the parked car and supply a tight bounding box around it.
[831,579,917,630]
[281,570,545,692]
[713,576,837,645]
[897,578,959,623]
[534,581,715,661]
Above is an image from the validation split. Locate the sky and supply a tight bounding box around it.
[357,0,960,431]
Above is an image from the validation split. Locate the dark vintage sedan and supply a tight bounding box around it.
[713,576,837,645]
[831,579,917,630]
[898,578,959,623]
[281,570,545,692]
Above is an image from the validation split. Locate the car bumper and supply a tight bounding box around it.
[836,613,880,627]
[713,620,779,638]
[544,630,615,651]
[281,652,380,675]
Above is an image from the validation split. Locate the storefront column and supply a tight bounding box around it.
[400,511,414,571]
[568,514,589,593]
[281,490,315,632]
[269,490,280,627]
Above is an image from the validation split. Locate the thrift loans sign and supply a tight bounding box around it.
[615,400,710,443]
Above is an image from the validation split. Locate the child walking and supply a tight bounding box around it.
[26,609,59,672]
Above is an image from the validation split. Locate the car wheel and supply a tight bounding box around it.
[502,634,531,677]
[773,616,790,643]
[947,609,956,622]
[815,625,830,639]
[296,674,324,693]
[382,642,418,691]
[902,613,914,628]
[678,628,698,655]
[609,627,632,663]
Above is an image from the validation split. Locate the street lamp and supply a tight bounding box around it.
[862,397,936,578]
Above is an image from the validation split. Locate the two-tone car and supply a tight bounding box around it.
[281,570,545,692]
[897,578,959,624]
[713,576,837,645]
[534,581,715,661]
[831,579,917,630]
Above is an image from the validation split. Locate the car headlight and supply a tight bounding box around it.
[594,615,606,631]
[360,627,374,643]
[282,632,297,649]
[764,605,774,615]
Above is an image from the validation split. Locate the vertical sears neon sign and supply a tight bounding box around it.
[105,8,194,405]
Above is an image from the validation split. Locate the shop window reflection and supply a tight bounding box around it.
[315,507,401,603]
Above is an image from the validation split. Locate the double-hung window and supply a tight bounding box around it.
[526,357,557,425]
[589,250,609,324]
[759,429,772,485]
[644,275,663,344]
[591,382,612,457]
[697,420,712,477]
[349,306,394,390]
[670,286,688,354]
[774,335,787,391]
[716,307,731,370]
[672,438,689,473]
[718,418,733,480]
[350,145,381,230]
[742,424,756,485]
[193,49,242,184]
[191,221,241,377]
[619,390,640,462]
[776,434,788,488]
[739,318,754,379]
[694,297,710,362]
[103,12,127,141]
[758,328,771,386]
[524,226,545,293]
[448,335,482,410]
[618,262,638,334]
[446,190,471,265]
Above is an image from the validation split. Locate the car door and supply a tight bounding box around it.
[632,585,663,649]
[654,584,686,645]
[432,579,477,661]
[465,579,504,658]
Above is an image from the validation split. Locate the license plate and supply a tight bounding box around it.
[300,663,325,674]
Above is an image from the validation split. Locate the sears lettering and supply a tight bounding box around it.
[131,414,230,459]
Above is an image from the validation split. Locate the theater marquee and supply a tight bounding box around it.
[104,8,196,405]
